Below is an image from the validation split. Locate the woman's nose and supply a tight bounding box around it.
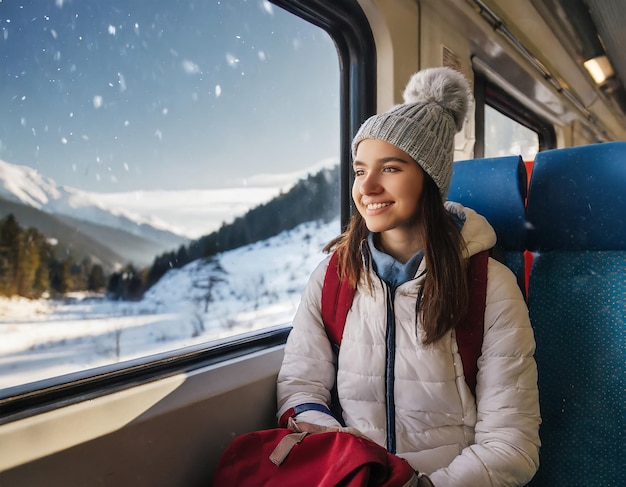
[358,173,382,195]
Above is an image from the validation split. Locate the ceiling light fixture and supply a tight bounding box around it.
[583,55,615,85]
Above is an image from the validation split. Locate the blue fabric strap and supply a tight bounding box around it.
[278,402,335,427]
[293,403,334,417]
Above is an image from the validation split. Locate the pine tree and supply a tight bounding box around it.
[0,214,23,296]
[88,264,106,291]
[50,258,73,295]
[18,228,42,298]
[33,237,52,298]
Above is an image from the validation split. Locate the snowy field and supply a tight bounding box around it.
[0,219,339,390]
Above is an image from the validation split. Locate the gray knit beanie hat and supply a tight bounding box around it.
[352,67,470,199]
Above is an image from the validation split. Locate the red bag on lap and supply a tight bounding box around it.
[213,427,417,487]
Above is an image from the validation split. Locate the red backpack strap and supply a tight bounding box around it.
[456,250,489,396]
[321,252,356,347]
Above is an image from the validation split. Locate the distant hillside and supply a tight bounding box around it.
[54,213,185,268]
[189,165,340,258]
[143,164,340,292]
[0,197,169,269]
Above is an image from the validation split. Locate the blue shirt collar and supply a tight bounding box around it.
[367,233,423,288]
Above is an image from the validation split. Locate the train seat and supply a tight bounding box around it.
[448,155,528,294]
[525,141,626,486]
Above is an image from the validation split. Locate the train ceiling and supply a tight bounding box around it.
[533,0,626,114]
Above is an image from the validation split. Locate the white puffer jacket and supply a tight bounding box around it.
[277,204,541,487]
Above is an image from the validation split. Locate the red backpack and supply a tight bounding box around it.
[213,427,419,486]
[321,249,489,396]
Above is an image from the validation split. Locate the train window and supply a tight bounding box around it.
[473,74,556,160]
[0,0,340,392]
[484,105,538,161]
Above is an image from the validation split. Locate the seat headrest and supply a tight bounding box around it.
[526,141,626,251]
[448,155,527,250]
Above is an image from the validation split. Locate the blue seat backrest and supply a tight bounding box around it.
[525,142,626,486]
[448,155,528,293]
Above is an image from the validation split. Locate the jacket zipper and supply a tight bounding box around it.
[384,282,397,454]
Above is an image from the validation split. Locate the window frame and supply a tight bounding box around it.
[474,73,556,159]
[0,0,376,422]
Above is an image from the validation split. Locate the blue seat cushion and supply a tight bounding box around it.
[449,155,527,250]
[528,250,626,486]
[527,142,626,251]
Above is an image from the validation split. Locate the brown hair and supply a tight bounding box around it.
[323,174,468,345]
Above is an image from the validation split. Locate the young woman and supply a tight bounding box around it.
[277,67,541,486]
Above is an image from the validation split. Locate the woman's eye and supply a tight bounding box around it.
[383,166,398,173]
[354,169,365,176]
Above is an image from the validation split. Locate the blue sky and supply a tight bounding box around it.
[0,0,340,192]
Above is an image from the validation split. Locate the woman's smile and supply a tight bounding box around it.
[365,201,393,212]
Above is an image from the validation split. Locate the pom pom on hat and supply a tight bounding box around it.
[402,67,469,132]
[352,66,471,199]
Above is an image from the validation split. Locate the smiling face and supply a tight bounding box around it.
[352,138,425,245]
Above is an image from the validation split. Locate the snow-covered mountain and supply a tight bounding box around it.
[0,157,340,241]
[0,159,187,244]
[0,157,341,267]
